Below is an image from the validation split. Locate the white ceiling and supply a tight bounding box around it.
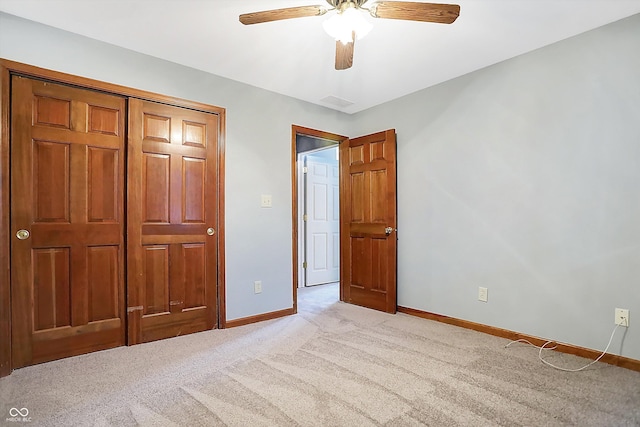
[1,0,640,113]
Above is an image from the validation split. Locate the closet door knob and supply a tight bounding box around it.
[207,228,215,236]
[16,229,30,240]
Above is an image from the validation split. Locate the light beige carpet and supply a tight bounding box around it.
[1,283,639,426]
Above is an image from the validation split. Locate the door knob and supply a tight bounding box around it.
[207,227,215,236]
[385,227,394,236]
[16,229,30,240]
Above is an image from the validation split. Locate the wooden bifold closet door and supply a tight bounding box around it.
[126,99,219,344]
[10,76,126,368]
[10,75,220,369]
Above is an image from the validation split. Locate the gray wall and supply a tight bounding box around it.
[350,13,640,360]
[2,11,639,361]
[0,12,351,321]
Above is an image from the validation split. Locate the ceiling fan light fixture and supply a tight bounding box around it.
[239,1,460,70]
[322,4,372,44]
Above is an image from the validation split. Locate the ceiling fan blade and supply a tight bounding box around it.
[240,5,327,25]
[371,1,460,24]
[335,35,355,70]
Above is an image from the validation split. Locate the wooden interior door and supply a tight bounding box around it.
[340,130,397,313]
[127,98,219,344]
[10,76,126,368]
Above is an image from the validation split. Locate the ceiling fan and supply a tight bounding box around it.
[239,1,460,70]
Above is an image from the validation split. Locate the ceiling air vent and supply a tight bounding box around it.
[320,95,355,108]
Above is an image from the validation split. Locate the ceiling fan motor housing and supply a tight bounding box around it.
[326,0,369,9]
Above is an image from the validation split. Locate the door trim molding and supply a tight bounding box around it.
[0,62,10,377]
[291,125,347,313]
[0,59,227,376]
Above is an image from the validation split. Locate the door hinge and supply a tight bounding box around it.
[303,214,308,221]
[303,262,307,269]
[303,166,308,173]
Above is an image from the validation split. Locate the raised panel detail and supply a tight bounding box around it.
[183,157,205,223]
[88,147,118,222]
[183,244,206,309]
[370,141,385,161]
[34,140,70,223]
[313,183,328,221]
[350,145,364,166]
[313,162,328,177]
[143,113,171,143]
[183,121,206,147]
[371,238,385,291]
[351,172,365,223]
[312,233,328,270]
[350,237,366,288]
[88,246,119,322]
[144,246,169,315]
[143,153,170,223]
[370,170,387,223]
[88,105,119,136]
[33,248,71,331]
[34,96,70,129]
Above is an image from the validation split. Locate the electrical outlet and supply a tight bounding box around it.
[478,287,488,302]
[615,308,629,326]
[254,280,262,294]
[261,194,272,208]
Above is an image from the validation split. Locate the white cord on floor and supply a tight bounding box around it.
[505,320,625,372]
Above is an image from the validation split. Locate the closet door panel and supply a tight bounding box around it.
[128,98,219,344]
[11,76,125,368]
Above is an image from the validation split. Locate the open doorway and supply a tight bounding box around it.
[291,126,347,313]
[299,146,340,287]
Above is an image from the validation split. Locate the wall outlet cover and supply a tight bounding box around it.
[261,194,273,208]
[615,308,629,326]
